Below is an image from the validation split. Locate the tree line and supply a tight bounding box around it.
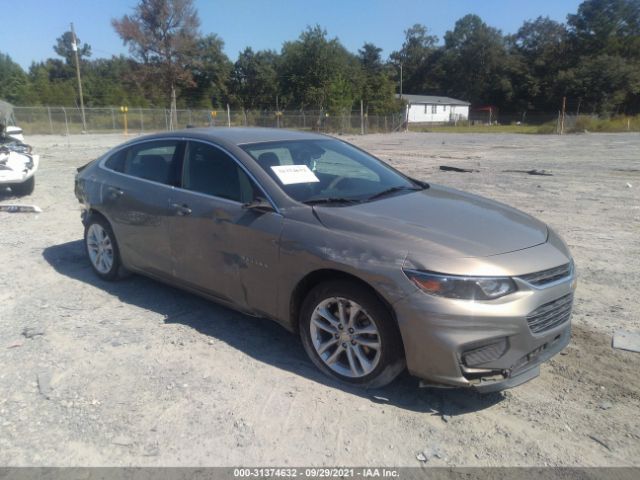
[0,0,638,117]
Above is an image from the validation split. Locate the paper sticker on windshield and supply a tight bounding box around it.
[271,165,320,185]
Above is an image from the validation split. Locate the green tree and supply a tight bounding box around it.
[54,31,92,67]
[82,56,153,107]
[231,47,279,110]
[26,61,77,105]
[509,17,570,111]
[389,24,438,94]
[112,0,201,112]
[279,26,361,112]
[186,34,232,108]
[358,43,397,113]
[559,0,640,114]
[0,53,29,104]
[568,0,640,58]
[437,15,514,106]
[557,55,640,114]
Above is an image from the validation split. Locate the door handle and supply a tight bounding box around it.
[171,203,192,216]
[107,186,124,197]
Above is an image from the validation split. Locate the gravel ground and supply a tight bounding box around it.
[0,131,639,467]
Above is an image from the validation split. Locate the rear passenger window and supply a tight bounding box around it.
[105,149,126,172]
[182,142,257,203]
[123,140,181,185]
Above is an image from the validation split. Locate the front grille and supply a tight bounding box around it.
[526,293,573,333]
[519,263,572,287]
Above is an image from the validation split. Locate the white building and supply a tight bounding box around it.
[397,94,470,124]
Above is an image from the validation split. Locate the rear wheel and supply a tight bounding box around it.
[11,176,35,196]
[299,281,405,388]
[84,216,123,281]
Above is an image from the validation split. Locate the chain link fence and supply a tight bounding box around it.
[12,106,406,136]
[15,106,633,136]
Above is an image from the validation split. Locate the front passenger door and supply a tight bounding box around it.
[168,141,283,316]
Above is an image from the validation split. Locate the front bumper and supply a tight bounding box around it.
[394,261,575,392]
[471,326,570,393]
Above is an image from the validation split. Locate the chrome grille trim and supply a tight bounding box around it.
[526,293,573,334]
[518,263,572,287]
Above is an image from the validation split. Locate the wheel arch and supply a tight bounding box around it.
[83,207,130,279]
[84,207,111,226]
[289,268,398,334]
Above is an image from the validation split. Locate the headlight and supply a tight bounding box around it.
[403,269,517,300]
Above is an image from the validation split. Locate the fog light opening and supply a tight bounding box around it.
[462,338,509,367]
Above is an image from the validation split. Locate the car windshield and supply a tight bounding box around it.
[241,139,421,204]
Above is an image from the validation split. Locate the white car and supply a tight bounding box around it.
[0,132,38,196]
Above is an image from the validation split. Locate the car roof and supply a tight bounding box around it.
[143,127,329,146]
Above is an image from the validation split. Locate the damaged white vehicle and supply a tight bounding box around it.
[0,100,37,196]
[0,141,38,196]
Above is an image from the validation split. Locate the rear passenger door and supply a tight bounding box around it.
[100,139,183,277]
[168,141,283,315]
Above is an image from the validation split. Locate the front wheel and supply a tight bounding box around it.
[299,281,405,388]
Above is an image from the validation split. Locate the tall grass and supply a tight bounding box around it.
[534,115,640,134]
[409,115,640,134]
[409,124,540,134]
[569,115,640,133]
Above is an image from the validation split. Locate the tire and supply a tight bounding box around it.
[299,280,405,388]
[84,215,124,281]
[11,176,35,196]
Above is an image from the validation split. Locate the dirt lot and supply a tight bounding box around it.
[1,131,639,467]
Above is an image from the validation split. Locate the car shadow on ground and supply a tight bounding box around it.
[42,239,505,415]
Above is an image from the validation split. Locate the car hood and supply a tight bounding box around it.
[313,184,548,259]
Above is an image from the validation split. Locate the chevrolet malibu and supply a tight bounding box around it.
[74,128,575,392]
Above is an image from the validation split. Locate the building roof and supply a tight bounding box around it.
[396,94,470,106]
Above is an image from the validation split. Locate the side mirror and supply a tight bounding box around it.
[242,197,274,213]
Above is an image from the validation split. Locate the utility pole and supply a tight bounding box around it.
[70,23,87,133]
[398,62,407,132]
[170,85,177,131]
[560,96,566,135]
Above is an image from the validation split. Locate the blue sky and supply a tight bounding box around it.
[2,0,583,70]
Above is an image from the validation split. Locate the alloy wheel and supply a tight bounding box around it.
[309,297,382,378]
[86,223,114,274]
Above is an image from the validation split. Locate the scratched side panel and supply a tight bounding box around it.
[275,207,415,328]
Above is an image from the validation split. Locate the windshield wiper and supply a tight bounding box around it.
[303,197,361,206]
[365,185,422,202]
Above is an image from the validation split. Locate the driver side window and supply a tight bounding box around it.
[182,141,257,203]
